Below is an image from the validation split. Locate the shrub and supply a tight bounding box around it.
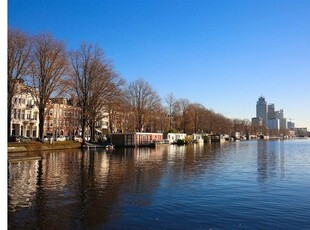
[176,139,185,145]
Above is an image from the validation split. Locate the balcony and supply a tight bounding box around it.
[30,118,38,125]
[26,104,35,109]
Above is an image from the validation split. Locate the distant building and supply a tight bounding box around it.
[287,121,295,129]
[252,117,264,127]
[275,109,287,129]
[293,128,308,137]
[252,96,288,131]
[267,118,280,130]
[256,96,268,125]
[267,104,276,119]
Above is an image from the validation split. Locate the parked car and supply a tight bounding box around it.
[43,135,53,142]
[9,135,31,142]
[74,135,83,142]
[56,136,66,141]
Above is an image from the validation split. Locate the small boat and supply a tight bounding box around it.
[81,142,114,149]
[105,143,114,149]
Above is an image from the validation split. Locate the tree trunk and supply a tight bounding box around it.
[8,103,12,141]
[39,108,45,141]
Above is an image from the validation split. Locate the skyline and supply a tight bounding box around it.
[7,0,310,129]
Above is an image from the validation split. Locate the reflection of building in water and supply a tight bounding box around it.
[9,145,228,229]
[41,152,72,192]
[8,160,39,212]
[134,147,164,163]
[257,141,286,184]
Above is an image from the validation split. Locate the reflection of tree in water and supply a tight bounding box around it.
[74,147,168,228]
[8,149,123,229]
[116,147,166,206]
[8,160,39,227]
[257,140,286,185]
[160,143,228,185]
[8,143,234,229]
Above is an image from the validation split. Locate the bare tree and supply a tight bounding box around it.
[187,103,205,133]
[28,33,68,140]
[126,79,161,132]
[178,98,190,133]
[165,93,177,131]
[7,28,32,140]
[106,93,129,133]
[69,43,124,143]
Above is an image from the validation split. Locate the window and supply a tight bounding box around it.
[33,112,38,120]
[21,110,25,120]
[126,134,133,145]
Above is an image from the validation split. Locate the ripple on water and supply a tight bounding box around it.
[8,140,310,229]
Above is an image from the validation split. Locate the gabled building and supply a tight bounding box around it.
[44,97,81,138]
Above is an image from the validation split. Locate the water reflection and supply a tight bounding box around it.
[257,140,286,184]
[8,140,310,229]
[8,160,39,213]
[8,145,222,228]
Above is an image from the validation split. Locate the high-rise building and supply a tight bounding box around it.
[252,117,264,127]
[252,96,288,131]
[267,104,276,119]
[256,96,267,125]
[287,121,295,129]
[267,118,280,130]
[275,109,287,129]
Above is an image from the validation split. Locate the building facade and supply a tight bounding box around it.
[287,121,295,129]
[267,118,280,130]
[44,98,81,138]
[10,83,39,138]
[275,109,287,129]
[95,111,110,135]
[256,96,268,125]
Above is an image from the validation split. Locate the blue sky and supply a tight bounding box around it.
[7,0,310,128]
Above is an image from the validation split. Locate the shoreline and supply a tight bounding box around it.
[8,141,81,154]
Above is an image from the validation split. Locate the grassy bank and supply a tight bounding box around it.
[8,141,81,153]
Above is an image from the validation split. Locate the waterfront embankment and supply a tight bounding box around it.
[8,141,81,154]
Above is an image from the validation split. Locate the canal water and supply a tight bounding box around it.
[8,139,310,229]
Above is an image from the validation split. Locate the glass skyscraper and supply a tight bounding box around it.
[256,96,267,122]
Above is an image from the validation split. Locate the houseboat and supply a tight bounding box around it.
[109,132,163,147]
[164,133,187,144]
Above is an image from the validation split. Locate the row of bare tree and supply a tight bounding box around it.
[8,28,259,142]
[8,28,123,142]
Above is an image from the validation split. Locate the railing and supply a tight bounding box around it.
[11,117,38,124]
